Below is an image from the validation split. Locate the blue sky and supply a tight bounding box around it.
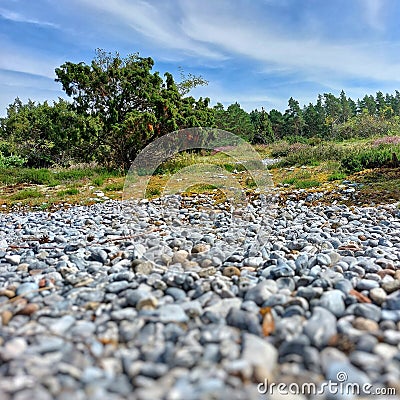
[1,0,400,117]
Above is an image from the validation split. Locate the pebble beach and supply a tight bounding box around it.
[1,195,400,399]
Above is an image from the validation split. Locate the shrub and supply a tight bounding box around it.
[328,171,347,181]
[341,145,400,173]
[372,136,400,147]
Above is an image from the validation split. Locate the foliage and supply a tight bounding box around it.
[341,145,400,173]
[55,49,213,169]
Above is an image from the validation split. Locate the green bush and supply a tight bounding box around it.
[328,171,347,181]
[0,152,27,168]
[294,179,320,189]
[340,145,400,173]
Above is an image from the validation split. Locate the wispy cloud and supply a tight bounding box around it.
[0,7,59,28]
[361,0,385,31]
[179,2,400,84]
[77,0,226,60]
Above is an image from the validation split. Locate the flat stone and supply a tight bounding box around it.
[157,304,189,323]
[303,307,337,348]
[352,317,379,331]
[319,290,346,317]
[241,332,278,380]
[226,308,261,335]
[369,287,387,305]
[384,290,400,310]
[382,281,400,294]
[244,280,277,305]
[5,254,21,265]
[48,315,76,335]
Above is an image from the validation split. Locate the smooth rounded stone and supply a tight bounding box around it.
[302,345,321,373]
[240,300,259,314]
[296,286,321,301]
[41,315,75,335]
[222,266,241,277]
[283,305,306,317]
[369,287,387,305]
[191,243,210,254]
[165,287,187,301]
[241,332,278,380]
[384,290,400,310]
[349,351,384,373]
[172,250,189,264]
[356,279,380,291]
[383,330,400,346]
[16,282,39,299]
[270,264,295,279]
[374,343,399,361]
[316,253,331,266]
[105,280,130,294]
[278,335,311,358]
[134,261,154,275]
[181,300,202,318]
[243,256,263,268]
[0,337,27,361]
[156,304,189,323]
[69,320,96,338]
[355,334,378,352]
[347,303,382,322]
[262,293,289,307]
[226,308,261,335]
[126,289,152,307]
[110,308,137,321]
[382,280,400,294]
[274,315,305,342]
[89,248,108,263]
[318,290,346,317]
[205,298,243,319]
[276,277,295,291]
[381,310,400,322]
[244,280,277,305]
[303,307,337,348]
[352,317,379,331]
[295,253,309,272]
[136,296,158,310]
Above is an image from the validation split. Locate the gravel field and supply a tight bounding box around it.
[0,196,400,400]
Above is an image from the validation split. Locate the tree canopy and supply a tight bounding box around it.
[2,49,400,169]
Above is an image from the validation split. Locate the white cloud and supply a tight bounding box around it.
[77,0,226,60]
[178,2,400,84]
[0,7,59,28]
[362,0,385,31]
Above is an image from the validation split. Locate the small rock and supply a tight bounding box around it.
[353,317,379,331]
[369,287,387,305]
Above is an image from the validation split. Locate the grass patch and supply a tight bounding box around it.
[92,176,105,186]
[282,177,297,185]
[104,181,124,191]
[328,171,347,181]
[294,179,321,189]
[56,188,80,197]
[10,188,44,200]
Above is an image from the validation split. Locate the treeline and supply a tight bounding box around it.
[1,49,400,169]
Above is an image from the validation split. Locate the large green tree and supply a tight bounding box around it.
[55,49,212,168]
